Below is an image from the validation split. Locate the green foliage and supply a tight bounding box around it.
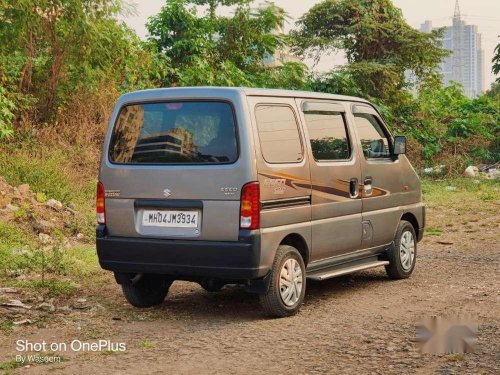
[0,147,95,207]
[0,84,16,138]
[0,0,497,174]
[411,83,499,164]
[493,40,500,83]
[292,0,449,103]
[0,221,33,274]
[0,0,166,128]
[147,0,308,89]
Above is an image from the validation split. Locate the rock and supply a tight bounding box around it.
[5,204,19,212]
[486,168,499,179]
[33,219,55,234]
[13,319,33,325]
[1,300,32,309]
[17,184,30,195]
[0,287,18,293]
[38,233,52,244]
[437,241,454,245]
[72,298,91,310]
[464,166,479,177]
[76,233,84,240]
[37,301,56,313]
[72,303,91,310]
[0,196,11,207]
[46,199,63,210]
[423,167,434,175]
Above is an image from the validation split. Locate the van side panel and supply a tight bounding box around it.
[246,96,312,269]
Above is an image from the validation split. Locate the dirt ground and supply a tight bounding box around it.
[1,205,499,375]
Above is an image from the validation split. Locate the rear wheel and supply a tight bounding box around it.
[385,220,417,279]
[121,274,172,308]
[260,245,306,318]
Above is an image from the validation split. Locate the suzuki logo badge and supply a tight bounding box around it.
[163,189,172,198]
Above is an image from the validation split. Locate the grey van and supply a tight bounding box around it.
[96,87,425,317]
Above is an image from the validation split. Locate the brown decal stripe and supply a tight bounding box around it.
[258,173,389,199]
[311,184,351,199]
[261,196,311,210]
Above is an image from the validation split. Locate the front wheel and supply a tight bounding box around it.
[260,245,306,318]
[121,274,173,308]
[385,220,417,279]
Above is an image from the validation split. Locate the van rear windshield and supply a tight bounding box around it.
[109,101,238,164]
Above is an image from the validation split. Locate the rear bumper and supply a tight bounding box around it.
[96,226,266,280]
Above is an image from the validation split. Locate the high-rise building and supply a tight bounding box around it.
[421,1,485,98]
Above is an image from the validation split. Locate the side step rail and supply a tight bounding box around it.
[307,260,389,281]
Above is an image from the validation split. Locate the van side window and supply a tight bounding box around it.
[255,105,303,163]
[353,113,391,159]
[304,112,351,161]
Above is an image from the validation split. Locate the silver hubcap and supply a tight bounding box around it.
[279,258,303,307]
[400,230,415,271]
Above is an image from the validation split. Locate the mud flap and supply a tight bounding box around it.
[245,272,272,294]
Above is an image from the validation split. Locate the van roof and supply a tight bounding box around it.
[118,87,371,104]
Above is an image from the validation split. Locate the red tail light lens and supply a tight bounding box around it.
[96,181,106,224]
[240,182,260,230]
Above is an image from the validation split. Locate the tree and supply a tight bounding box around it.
[291,0,448,102]
[493,39,500,83]
[0,0,165,128]
[146,0,307,88]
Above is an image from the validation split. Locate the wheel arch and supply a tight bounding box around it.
[279,233,310,266]
[400,212,419,235]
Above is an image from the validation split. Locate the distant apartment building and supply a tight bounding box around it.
[257,3,302,67]
[420,1,485,98]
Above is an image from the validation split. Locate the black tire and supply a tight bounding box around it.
[200,279,225,293]
[260,245,306,318]
[385,220,417,279]
[121,274,172,308]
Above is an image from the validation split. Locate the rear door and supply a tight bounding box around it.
[100,98,254,241]
[297,100,363,261]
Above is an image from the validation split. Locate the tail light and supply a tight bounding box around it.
[240,182,260,230]
[96,181,106,224]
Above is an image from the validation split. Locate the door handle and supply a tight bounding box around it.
[349,178,359,199]
[363,176,373,196]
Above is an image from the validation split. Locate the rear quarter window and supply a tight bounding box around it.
[109,101,238,164]
[255,105,303,163]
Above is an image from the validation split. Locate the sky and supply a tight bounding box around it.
[122,0,499,89]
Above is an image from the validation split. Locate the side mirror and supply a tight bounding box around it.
[393,136,407,156]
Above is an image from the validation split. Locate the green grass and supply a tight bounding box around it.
[0,145,96,210]
[0,320,14,334]
[422,177,499,211]
[422,177,499,229]
[1,245,99,297]
[425,227,443,236]
[0,219,98,297]
[137,340,156,349]
[0,222,34,272]
[0,354,66,374]
[0,358,24,373]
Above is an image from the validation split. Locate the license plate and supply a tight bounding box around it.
[142,210,199,228]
